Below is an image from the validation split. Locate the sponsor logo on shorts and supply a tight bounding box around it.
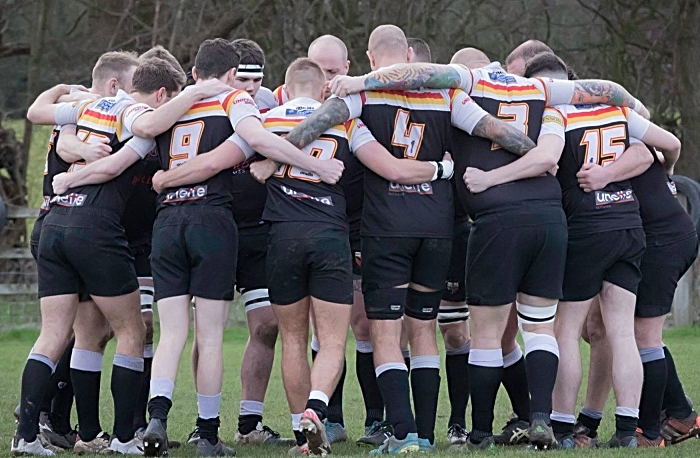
[163,185,208,203]
[422,308,433,313]
[595,189,634,206]
[51,193,87,207]
[390,304,401,311]
[281,185,333,206]
[41,196,51,211]
[446,281,460,294]
[388,182,433,195]
[668,180,677,195]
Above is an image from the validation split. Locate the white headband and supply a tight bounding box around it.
[238,64,264,78]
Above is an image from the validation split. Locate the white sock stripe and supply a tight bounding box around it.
[140,294,154,307]
[375,362,408,377]
[524,334,559,358]
[356,340,373,353]
[401,349,410,359]
[197,393,222,420]
[143,344,154,359]
[615,406,639,418]
[309,390,329,405]
[240,400,264,416]
[245,300,271,312]
[469,348,503,367]
[241,289,270,307]
[581,407,603,420]
[445,340,471,356]
[410,355,440,369]
[551,411,575,424]
[291,413,303,430]
[311,335,320,352]
[70,349,103,372]
[114,354,144,372]
[502,346,523,368]
[150,378,175,399]
[28,353,56,373]
[139,285,155,294]
[639,347,665,363]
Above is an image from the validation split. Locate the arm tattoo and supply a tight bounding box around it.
[572,80,636,107]
[364,64,462,91]
[285,98,351,149]
[472,115,536,157]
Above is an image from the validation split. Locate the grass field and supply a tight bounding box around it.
[0,325,699,457]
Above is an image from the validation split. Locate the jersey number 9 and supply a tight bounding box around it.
[169,121,205,169]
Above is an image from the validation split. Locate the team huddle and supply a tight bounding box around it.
[12,22,700,456]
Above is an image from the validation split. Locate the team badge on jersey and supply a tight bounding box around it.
[487,71,516,84]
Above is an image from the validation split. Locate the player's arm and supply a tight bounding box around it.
[26,84,90,125]
[355,143,452,184]
[577,141,653,193]
[52,137,154,194]
[129,80,231,138]
[542,79,648,118]
[450,90,536,157]
[284,97,354,149]
[236,116,344,185]
[55,125,112,163]
[464,134,564,193]
[152,136,251,193]
[630,111,681,174]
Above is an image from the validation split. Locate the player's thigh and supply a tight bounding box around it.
[603,228,646,298]
[443,216,470,304]
[520,220,568,302]
[311,297,351,346]
[267,223,311,306]
[308,230,353,306]
[560,232,613,303]
[37,223,82,298]
[151,207,192,301]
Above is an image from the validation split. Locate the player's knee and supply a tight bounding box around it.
[516,301,559,356]
[442,326,469,350]
[364,287,408,320]
[351,314,371,341]
[252,321,279,349]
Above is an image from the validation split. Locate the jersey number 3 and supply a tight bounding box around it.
[169,121,205,169]
[492,103,529,150]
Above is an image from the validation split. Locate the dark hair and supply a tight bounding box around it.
[139,46,186,88]
[131,57,184,95]
[407,37,431,63]
[231,38,265,67]
[194,38,240,80]
[523,52,568,79]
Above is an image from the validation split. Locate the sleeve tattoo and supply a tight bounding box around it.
[572,81,636,107]
[364,64,462,91]
[472,115,536,156]
[285,98,351,149]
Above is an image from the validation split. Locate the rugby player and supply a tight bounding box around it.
[522,51,681,448]
[504,39,553,76]
[184,37,294,448]
[15,56,222,455]
[138,38,342,457]
[22,52,137,453]
[327,41,649,450]
[284,24,542,454]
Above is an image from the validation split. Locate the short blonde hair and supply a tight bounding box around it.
[92,51,139,86]
[285,58,325,94]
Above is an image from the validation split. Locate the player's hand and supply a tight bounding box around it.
[463,167,492,193]
[314,158,345,185]
[152,170,167,194]
[193,79,233,99]
[52,172,70,195]
[250,159,278,183]
[329,75,367,98]
[577,162,610,192]
[80,136,112,163]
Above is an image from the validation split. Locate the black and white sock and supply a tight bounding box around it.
[356,340,384,427]
[18,354,55,442]
[71,349,104,442]
[468,348,503,443]
[638,347,666,440]
[111,354,144,443]
[662,345,692,419]
[410,355,440,444]
[502,346,530,422]
[445,341,470,429]
[238,400,263,435]
[376,362,416,440]
[524,335,559,424]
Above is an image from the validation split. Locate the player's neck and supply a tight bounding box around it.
[289,91,322,103]
[373,56,407,70]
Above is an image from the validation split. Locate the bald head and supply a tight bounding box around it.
[307,34,350,97]
[367,24,410,69]
[506,39,553,76]
[450,48,490,69]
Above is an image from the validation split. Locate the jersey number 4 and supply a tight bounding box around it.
[580,125,627,166]
[169,121,205,169]
[274,138,338,182]
[392,109,425,159]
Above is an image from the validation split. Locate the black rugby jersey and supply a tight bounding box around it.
[51,91,155,216]
[261,97,375,229]
[631,145,696,245]
[155,87,259,211]
[121,149,159,246]
[448,63,566,217]
[38,127,67,216]
[550,104,650,235]
[341,84,486,238]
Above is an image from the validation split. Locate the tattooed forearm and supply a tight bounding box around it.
[364,64,462,91]
[572,80,636,107]
[472,115,536,156]
[285,98,351,149]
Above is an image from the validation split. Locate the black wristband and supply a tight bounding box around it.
[437,162,444,180]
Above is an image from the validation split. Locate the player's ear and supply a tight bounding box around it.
[407,47,415,63]
[108,77,119,96]
[191,67,198,81]
[226,68,237,85]
[157,87,166,103]
[344,60,350,74]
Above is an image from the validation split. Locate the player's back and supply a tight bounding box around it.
[345,87,454,238]
[557,103,640,235]
[262,98,368,229]
[452,64,561,217]
[154,88,253,210]
[53,91,153,215]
